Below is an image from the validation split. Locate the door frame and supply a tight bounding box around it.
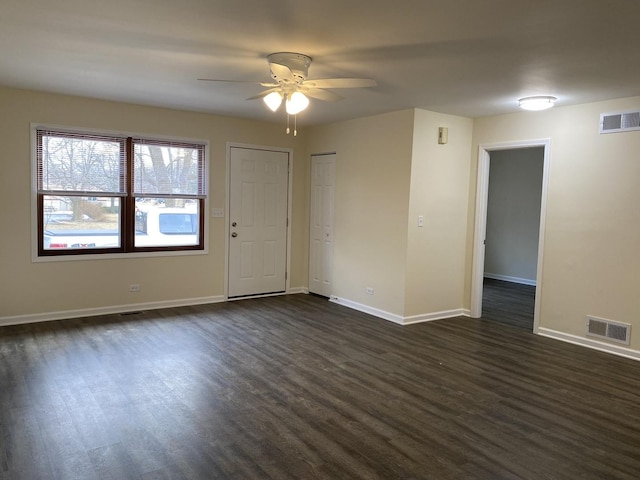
[470,139,551,333]
[225,142,294,300]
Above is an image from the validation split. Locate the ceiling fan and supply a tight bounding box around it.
[199,52,377,135]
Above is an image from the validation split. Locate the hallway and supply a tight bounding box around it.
[482,278,535,330]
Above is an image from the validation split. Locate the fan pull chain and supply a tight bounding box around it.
[293,115,297,136]
[286,114,290,135]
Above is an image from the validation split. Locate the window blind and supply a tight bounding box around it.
[132,138,206,198]
[36,129,126,196]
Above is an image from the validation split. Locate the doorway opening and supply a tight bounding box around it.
[482,278,536,330]
[470,140,551,333]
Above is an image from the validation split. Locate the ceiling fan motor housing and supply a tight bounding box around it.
[268,52,311,83]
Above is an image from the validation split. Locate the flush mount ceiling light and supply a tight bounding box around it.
[518,96,557,111]
[199,52,376,136]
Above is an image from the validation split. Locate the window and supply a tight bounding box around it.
[36,128,207,256]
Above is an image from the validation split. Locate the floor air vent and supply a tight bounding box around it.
[586,316,631,345]
[600,111,640,134]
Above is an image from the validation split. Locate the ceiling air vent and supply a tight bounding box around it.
[586,316,631,345]
[600,111,640,134]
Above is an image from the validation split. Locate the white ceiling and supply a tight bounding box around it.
[1,0,639,126]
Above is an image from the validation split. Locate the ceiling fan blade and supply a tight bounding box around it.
[303,88,343,102]
[198,78,279,89]
[198,78,262,84]
[269,62,296,82]
[302,78,377,89]
[246,88,279,101]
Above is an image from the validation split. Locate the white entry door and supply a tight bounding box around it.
[309,153,335,297]
[228,147,289,298]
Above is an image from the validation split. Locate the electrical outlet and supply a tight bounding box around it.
[366,287,374,295]
[129,284,141,292]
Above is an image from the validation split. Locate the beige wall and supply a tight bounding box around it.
[306,109,473,321]
[0,86,309,320]
[405,110,473,318]
[3,84,639,357]
[307,110,415,317]
[470,97,640,351]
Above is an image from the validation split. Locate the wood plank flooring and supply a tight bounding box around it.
[482,278,535,330]
[1,294,640,479]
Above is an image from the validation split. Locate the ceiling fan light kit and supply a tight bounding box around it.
[199,51,376,135]
[285,91,310,115]
[263,91,283,112]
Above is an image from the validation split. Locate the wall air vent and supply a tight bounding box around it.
[586,316,631,345]
[600,111,640,134]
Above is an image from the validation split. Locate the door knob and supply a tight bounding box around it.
[231,232,238,238]
[232,221,237,227]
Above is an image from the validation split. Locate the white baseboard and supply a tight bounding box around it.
[288,286,309,294]
[403,308,471,324]
[328,296,468,325]
[0,290,312,327]
[329,296,404,324]
[537,327,640,362]
[0,295,226,327]
[484,273,536,286]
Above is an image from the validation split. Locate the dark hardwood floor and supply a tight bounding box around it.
[482,278,536,330]
[2,294,640,479]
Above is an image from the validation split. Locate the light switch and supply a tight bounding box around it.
[438,127,448,144]
[418,215,424,227]
[211,208,224,218]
